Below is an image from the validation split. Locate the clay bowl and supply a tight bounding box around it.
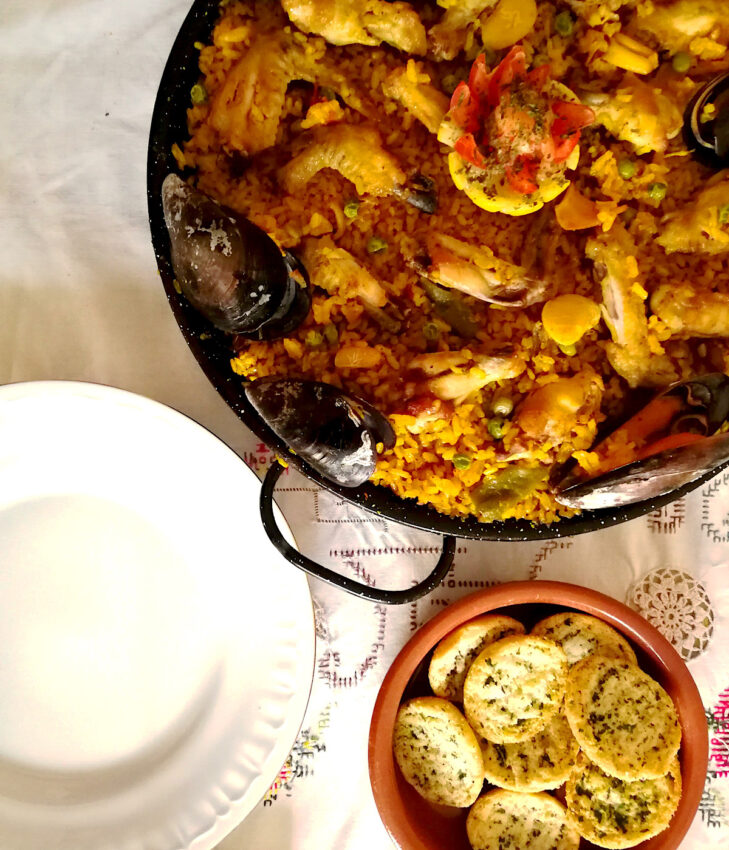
[369,581,708,850]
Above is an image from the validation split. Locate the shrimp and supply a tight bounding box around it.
[299,237,387,309]
[208,32,373,156]
[657,172,729,256]
[587,226,678,388]
[411,222,551,307]
[581,73,683,155]
[382,65,450,134]
[633,0,728,56]
[408,349,526,402]
[514,371,604,442]
[428,0,499,61]
[281,0,426,54]
[278,124,438,213]
[651,282,729,338]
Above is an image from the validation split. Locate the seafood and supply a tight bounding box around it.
[407,349,526,402]
[581,74,683,155]
[556,375,729,509]
[651,283,729,339]
[245,378,395,487]
[587,227,677,389]
[208,32,373,156]
[382,64,450,135]
[411,231,548,307]
[683,72,729,168]
[428,0,499,61]
[437,47,594,216]
[514,372,603,443]
[656,171,729,255]
[279,123,437,212]
[281,0,426,53]
[161,174,310,337]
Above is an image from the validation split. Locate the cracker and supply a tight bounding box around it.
[393,696,485,807]
[428,615,525,702]
[564,656,681,780]
[479,711,579,792]
[463,635,569,743]
[565,752,682,848]
[466,789,580,850]
[532,612,637,667]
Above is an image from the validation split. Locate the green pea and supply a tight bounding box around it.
[487,418,506,440]
[554,10,574,37]
[423,322,440,342]
[452,453,472,470]
[323,323,339,344]
[366,235,388,254]
[492,397,514,417]
[304,330,323,348]
[343,198,360,219]
[719,204,729,225]
[618,158,636,180]
[648,182,667,202]
[190,83,207,105]
[672,52,692,74]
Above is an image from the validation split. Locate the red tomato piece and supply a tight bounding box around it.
[468,53,492,101]
[526,63,551,91]
[505,156,539,194]
[455,133,489,169]
[488,45,528,107]
[552,100,596,129]
[449,81,480,133]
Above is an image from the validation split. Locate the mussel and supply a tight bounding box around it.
[161,174,311,338]
[556,374,729,510]
[684,72,729,168]
[245,378,395,487]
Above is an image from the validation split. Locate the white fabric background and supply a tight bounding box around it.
[2,2,729,850]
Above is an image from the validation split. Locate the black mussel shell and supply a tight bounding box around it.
[555,431,729,510]
[161,174,310,336]
[401,173,438,215]
[245,378,395,488]
[684,72,729,168]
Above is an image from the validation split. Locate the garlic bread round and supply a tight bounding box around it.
[564,656,681,780]
[566,752,682,848]
[428,615,525,702]
[393,696,485,807]
[531,612,637,667]
[479,711,579,792]
[467,789,580,850]
[463,635,569,743]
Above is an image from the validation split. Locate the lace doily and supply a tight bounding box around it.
[627,568,715,661]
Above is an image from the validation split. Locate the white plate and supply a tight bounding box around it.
[0,381,315,850]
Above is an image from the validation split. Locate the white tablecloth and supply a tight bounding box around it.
[3,2,729,849]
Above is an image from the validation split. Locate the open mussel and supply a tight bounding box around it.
[684,72,729,168]
[161,174,310,338]
[245,378,395,488]
[556,374,729,510]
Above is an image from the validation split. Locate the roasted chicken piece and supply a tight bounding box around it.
[282,0,426,53]
[300,237,387,309]
[514,371,603,442]
[587,227,677,388]
[382,64,450,134]
[408,349,526,402]
[279,124,405,197]
[566,0,632,25]
[651,283,729,338]
[208,32,372,156]
[581,73,683,154]
[633,0,728,56]
[657,172,729,255]
[428,0,498,61]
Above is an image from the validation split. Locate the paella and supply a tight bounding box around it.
[162,0,729,524]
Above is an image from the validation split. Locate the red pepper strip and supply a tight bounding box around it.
[526,63,551,91]
[550,100,596,162]
[449,81,480,133]
[455,133,489,169]
[468,53,492,101]
[505,155,539,194]
[636,432,705,461]
[487,45,527,108]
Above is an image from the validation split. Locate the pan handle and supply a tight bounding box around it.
[259,461,456,604]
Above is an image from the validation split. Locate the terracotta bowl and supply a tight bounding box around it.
[369,581,708,850]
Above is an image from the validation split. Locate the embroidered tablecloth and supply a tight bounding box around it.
[2,1,728,848]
